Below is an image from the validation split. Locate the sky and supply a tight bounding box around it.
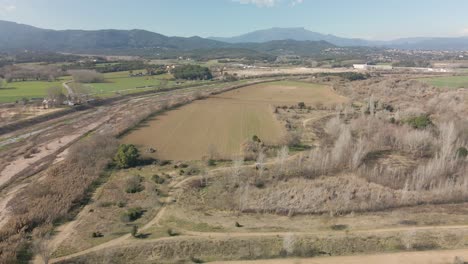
[0,0,468,40]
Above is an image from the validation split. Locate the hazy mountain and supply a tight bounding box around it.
[386,37,468,51]
[209,27,374,47]
[210,27,468,51]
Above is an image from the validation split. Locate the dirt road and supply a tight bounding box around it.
[214,249,468,264]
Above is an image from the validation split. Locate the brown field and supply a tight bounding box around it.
[121,81,347,160]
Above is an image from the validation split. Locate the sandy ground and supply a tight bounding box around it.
[215,249,468,264]
[122,81,347,160]
[0,114,111,188]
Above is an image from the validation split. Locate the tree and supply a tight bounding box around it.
[131,226,138,237]
[0,78,6,89]
[114,144,140,169]
[69,70,105,83]
[172,65,212,80]
[47,86,66,107]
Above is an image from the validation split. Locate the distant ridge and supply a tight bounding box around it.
[210,27,468,51]
[209,27,373,47]
[0,20,337,57]
[1,20,468,56]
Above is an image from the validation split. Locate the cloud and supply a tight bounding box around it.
[291,0,303,6]
[232,0,303,7]
[461,27,468,36]
[0,0,16,13]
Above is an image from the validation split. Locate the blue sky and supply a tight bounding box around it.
[0,0,468,40]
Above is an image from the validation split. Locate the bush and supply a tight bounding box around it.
[121,207,144,222]
[405,115,432,129]
[456,147,468,159]
[207,159,216,166]
[131,226,138,237]
[254,178,265,188]
[152,174,165,184]
[167,228,179,236]
[91,231,103,238]
[125,175,143,193]
[114,144,140,169]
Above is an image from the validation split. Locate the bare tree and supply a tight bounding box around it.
[231,156,244,186]
[277,146,289,175]
[256,150,265,178]
[69,70,105,83]
[47,86,66,107]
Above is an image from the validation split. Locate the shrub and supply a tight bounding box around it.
[152,175,165,184]
[131,226,138,237]
[254,178,265,188]
[456,147,468,159]
[190,256,204,263]
[91,231,103,238]
[405,115,432,129]
[298,102,306,109]
[114,144,140,169]
[207,159,216,166]
[125,175,143,193]
[167,228,179,236]
[121,207,144,222]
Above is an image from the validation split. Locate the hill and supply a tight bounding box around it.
[0,20,226,54]
[210,27,468,51]
[0,21,336,58]
[210,27,372,47]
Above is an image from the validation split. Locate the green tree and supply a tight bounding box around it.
[172,65,212,80]
[114,144,140,169]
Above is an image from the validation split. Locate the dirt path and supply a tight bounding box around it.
[49,205,170,263]
[214,249,468,264]
[62,81,74,97]
[50,221,468,263]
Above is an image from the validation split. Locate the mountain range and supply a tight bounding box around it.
[210,27,468,51]
[1,20,467,58]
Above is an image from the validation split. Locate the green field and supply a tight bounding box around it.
[0,70,214,103]
[421,75,468,89]
[79,71,214,97]
[0,78,69,103]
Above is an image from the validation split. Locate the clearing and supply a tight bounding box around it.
[420,75,468,89]
[121,81,346,160]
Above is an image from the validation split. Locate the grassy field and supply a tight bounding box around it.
[0,70,210,103]
[421,75,468,89]
[122,81,347,160]
[0,78,69,103]
[78,71,214,97]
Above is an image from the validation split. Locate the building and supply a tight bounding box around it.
[353,64,393,71]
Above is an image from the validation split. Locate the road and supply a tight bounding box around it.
[62,80,74,97]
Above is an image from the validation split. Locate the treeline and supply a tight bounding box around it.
[317,72,370,81]
[63,60,153,73]
[172,65,212,80]
[14,52,82,64]
[392,60,431,68]
[0,64,64,82]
